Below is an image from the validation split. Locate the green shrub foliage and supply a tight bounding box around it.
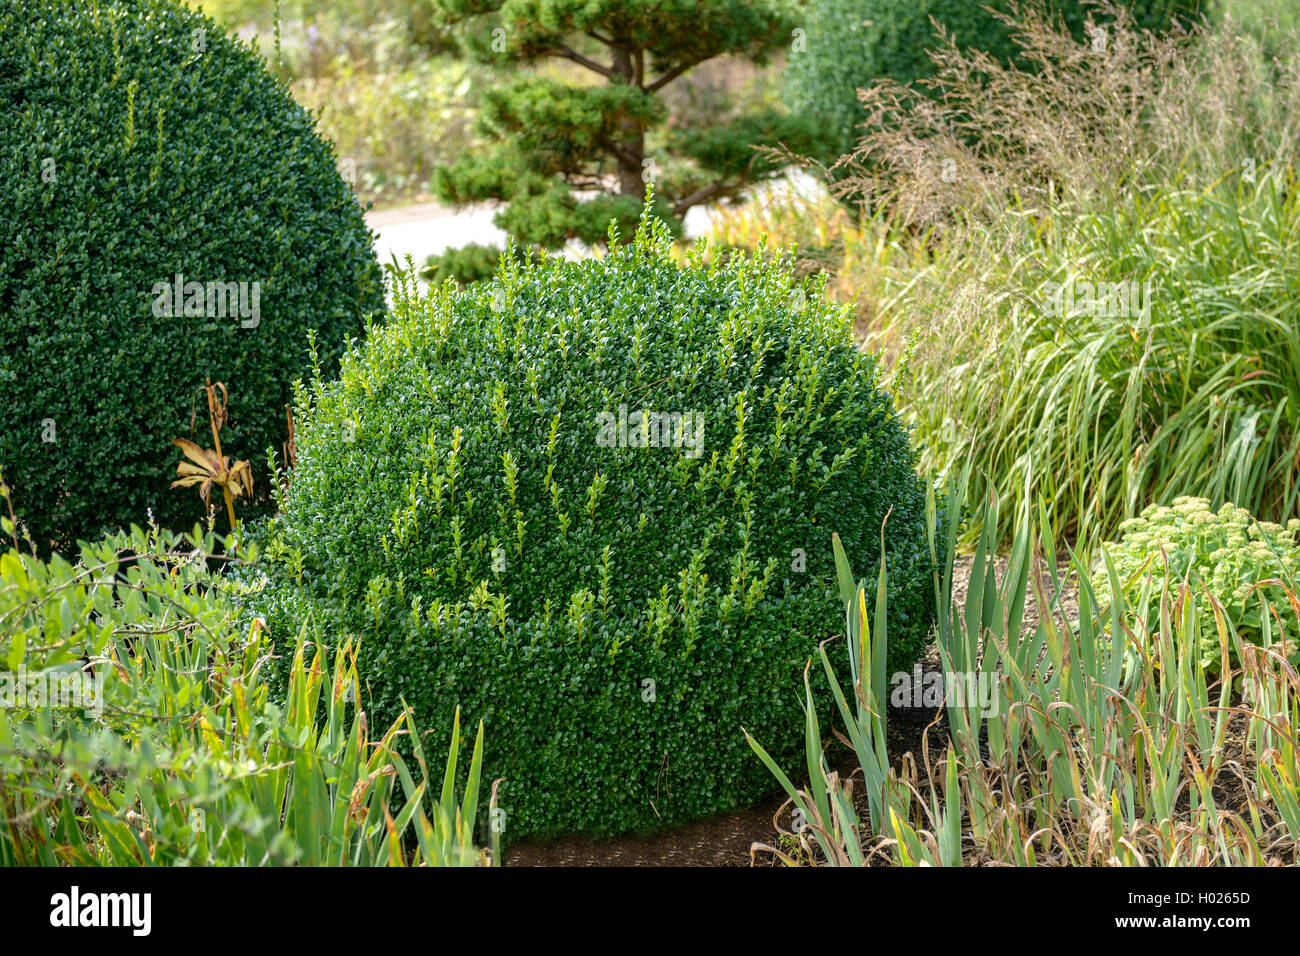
[0,0,385,553]
[422,241,544,286]
[785,0,1205,159]
[251,206,936,840]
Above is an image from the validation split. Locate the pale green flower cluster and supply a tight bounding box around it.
[1093,496,1300,672]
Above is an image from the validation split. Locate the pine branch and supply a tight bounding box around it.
[671,180,739,216]
[644,62,693,93]
[597,135,640,171]
[552,44,619,79]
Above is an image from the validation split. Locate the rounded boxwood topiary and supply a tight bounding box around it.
[250,207,936,840]
[785,0,1205,160]
[0,0,385,553]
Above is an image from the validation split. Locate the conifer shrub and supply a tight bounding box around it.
[421,242,543,286]
[251,207,936,840]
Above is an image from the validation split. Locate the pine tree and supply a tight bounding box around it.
[428,0,815,268]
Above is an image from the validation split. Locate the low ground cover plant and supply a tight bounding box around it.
[0,495,489,866]
[247,201,937,841]
[1092,496,1300,673]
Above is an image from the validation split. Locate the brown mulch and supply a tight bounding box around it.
[503,795,788,867]
[505,553,1081,867]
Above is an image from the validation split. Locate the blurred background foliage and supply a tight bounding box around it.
[183,1,1296,210]
[186,0,786,209]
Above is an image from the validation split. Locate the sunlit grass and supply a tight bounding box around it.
[714,4,1300,545]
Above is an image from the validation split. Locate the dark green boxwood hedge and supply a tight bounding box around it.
[0,0,385,553]
[249,207,936,841]
[785,0,1206,160]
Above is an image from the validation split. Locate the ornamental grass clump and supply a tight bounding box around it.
[1092,496,1300,672]
[250,202,937,840]
[783,0,1203,162]
[796,5,1300,544]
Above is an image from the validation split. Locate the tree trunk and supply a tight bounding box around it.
[611,46,645,204]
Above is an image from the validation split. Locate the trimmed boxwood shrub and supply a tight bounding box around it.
[250,207,936,840]
[785,0,1205,159]
[0,0,385,553]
